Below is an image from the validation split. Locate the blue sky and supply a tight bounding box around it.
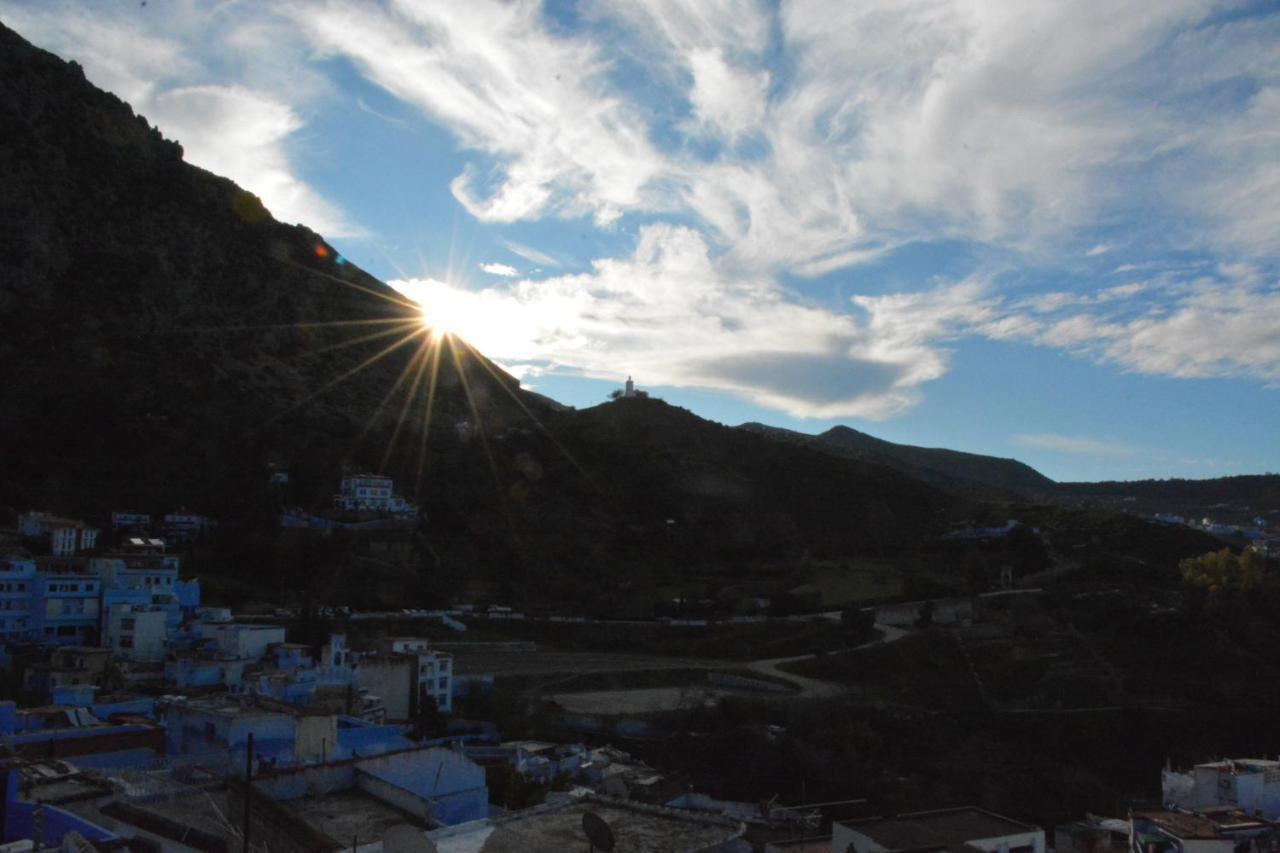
[4,0,1278,481]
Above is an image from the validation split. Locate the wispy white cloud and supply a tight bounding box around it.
[501,241,559,267]
[859,265,1280,386]
[291,1,671,226]
[1013,434,1133,456]
[7,0,1278,421]
[394,224,937,419]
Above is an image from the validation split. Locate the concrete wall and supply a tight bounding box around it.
[353,658,413,721]
[295,714,340,763]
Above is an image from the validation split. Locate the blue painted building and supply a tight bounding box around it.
[0,764,119,848]
[29,561,100,647]
[0,559,36,645]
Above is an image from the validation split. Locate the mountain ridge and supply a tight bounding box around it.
[739,421,1052,498]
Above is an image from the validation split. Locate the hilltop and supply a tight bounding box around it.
[740,422,1052,498]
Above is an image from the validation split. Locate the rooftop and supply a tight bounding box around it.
[284,789,419,843]
[428,794,743,852]
[1194,759,1280,772]
[1133,809,1276,841]
[840,808,1038,851]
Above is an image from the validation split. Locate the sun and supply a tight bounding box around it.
[391,276,529,359]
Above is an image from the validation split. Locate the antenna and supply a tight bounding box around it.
[582,811,616,852]
[382,824,437,853]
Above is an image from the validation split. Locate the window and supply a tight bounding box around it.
[121,618,135,630]
[120,637,133,648]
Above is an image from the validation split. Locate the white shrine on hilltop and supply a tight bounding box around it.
[623,376,637,398]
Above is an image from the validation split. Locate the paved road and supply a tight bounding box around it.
[743,623,910,698]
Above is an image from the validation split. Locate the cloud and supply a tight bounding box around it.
[501,241,559,267]
[862,266,1280,387]
[0,0,359,237]
[393,224,945,419]
[8,0,1278,423]
[1013,434,1133,456]
[146,85,357,235]
[292,1,671,226]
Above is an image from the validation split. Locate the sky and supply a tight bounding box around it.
[4,0,1278,481]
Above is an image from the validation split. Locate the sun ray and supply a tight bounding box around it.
[413,332,446,499]
[276,255,422,314]
[165,317,410,335]
[452,337,605,495]
[348,331,431,461]
[378,335,435,473]
[263,324,428,427]
[308,318,421,356]
[445,335,521,545]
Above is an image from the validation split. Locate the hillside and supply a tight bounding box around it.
[0,20,538,518]
[0,20,974,612]
[740,422,1052,498]
[1049,475,1280,527]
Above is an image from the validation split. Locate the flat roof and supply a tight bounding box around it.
[428,795,742,852]
[841,808,1038,851]
[284,789,418,843]
[1195,759,1280,771]
[1133,809,1273,840]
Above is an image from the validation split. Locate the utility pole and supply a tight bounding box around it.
[242,731,254,853]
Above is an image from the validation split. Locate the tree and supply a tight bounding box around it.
[1180,548,1266,593]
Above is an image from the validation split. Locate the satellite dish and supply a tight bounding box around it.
[382,824,437,853]
[582,811,616,852]
[602,777,629,799]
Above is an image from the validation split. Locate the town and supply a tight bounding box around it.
[1,471,1278,851]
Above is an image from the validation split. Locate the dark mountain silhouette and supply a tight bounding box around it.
[0,20,967,608]
[740,422,1052,498]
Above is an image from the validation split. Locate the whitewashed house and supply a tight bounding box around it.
[1163,759,1280,819]
[333,473,416,514]
[19,512,98,556]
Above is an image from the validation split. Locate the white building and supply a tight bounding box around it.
[105,605,167,663]
[351,637,453,721]
[203,623,288,660]
[387,637,453,715]
[110,511,152,531]
[834,808,1044,853]
[334,473,416,514]
[1163,759,1280,819]
[19,512,98,556]
[163,510,214,539]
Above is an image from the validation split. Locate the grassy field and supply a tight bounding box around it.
[808,560,906,606]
